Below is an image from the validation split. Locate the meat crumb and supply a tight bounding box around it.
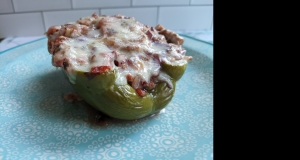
[63,92,83,103]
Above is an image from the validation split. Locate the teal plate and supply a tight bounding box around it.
[0,35,213,160]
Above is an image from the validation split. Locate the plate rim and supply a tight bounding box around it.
[180,34,213,45]
[0,36,47,55]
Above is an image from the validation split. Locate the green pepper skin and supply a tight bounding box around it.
[99,84,154,120]
[161,62,187,81]
[62,69,177,120]
[149,80,176,113]
[66,70,116,91]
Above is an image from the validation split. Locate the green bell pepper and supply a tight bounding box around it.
[62,62,185,120]
[161,62,188,81]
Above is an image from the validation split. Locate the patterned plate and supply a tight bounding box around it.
[0,35,213,160]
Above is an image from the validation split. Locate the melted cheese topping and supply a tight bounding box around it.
[46,14,191,93]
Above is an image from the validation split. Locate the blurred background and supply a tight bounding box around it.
[0,0,213,51]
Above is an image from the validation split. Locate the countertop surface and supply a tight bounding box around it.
[0,30,213,53]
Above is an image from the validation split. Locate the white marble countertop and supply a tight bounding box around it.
[0,30,213,53]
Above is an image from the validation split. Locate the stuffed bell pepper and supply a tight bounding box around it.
[45,13,192,120]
